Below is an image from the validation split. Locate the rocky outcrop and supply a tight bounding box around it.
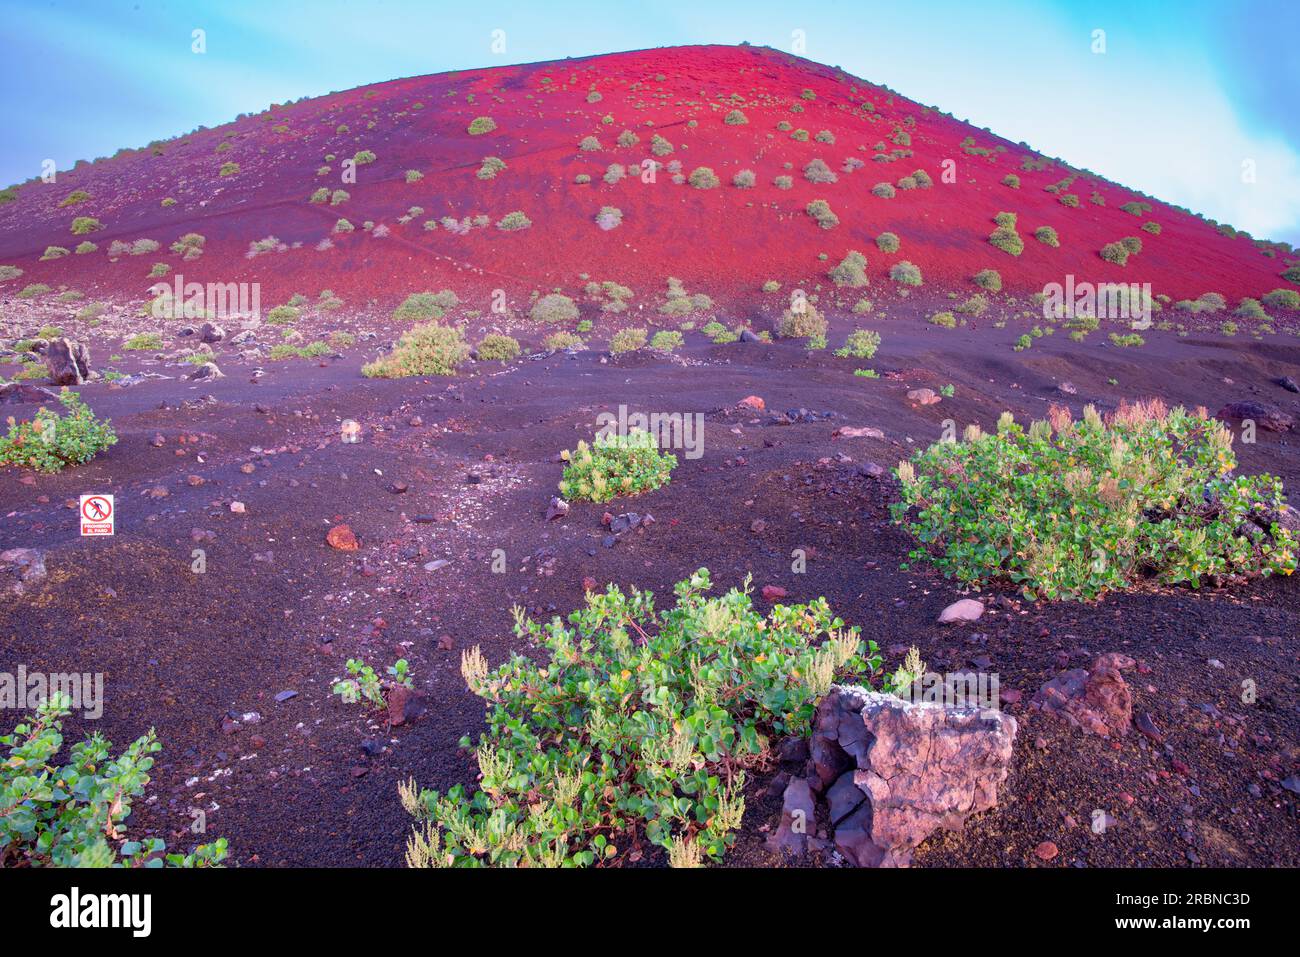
[795,685,1017,867]
[1,547,47,596]
[44,338,92,385]
[1215,401,1292,432]
[1031,652,1135,738]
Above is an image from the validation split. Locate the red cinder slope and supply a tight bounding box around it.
[1,44,1296,317]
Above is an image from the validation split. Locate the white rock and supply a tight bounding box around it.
[938,598,985,624]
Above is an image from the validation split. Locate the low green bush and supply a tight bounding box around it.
[0,390,118,473]
[893,402,1297,600]
[559,430,674,501]
[610,327,648,353]
[834,328,880,359]
[1,695,227,866]
[402,569,874,867]
[362,323,470,377]
[775,303,827,339]
[476,334,521,361]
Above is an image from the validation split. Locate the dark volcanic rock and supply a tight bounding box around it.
[44,337,91,385]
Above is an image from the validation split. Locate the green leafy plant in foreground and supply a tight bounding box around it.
[892,400,1297,600]
[0,390,117,473]
[1,694,228,867]
[400,569,878,867]
[558,430,676,502]
[332,658,412,709]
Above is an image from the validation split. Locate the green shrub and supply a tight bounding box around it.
[617,129,640,148]
[610,327,648,353]
[40,246,69,260]
[402,569,873,867]
[1108,332,1145,347]
[929,311,957,329]
[1100,242,1130,266]
[650,134,674,156]
[267,304,300,324]
[871,182,896,199]
[123,331,163,350]
[834,328,880,359]
[1120,235,1143,254]
[957,293,989,316]
[806,199,839,229]
[732,169,756,188]
[496,211,532,231]
[650,330,684,352]
[0,265,23,281]
[828,250,869,287]
[990,225,1024,256]
[559,431,674,500]
[70,217,102,235]
[724,109,748,125]
[218,162,239,177]
[790,128,809,142]
[531,293,579,324]
[473,155,507,180]
[803,158,837,184]
[1119,201,1150,216]
[688,167,720,189]
[468,117,497,135]
[18,283,51,298]
[973,269,1002,291]
[774,175,793,190]
[476,334,521,362]
[1262,288,1300,310]
[58,190,91,208]
[775,303,827,339]
[330,189,350,205]
[406,169,424,183]
[762,280,780,293]
[362,323,470,377]
[74,241,97,254]
[543,331,585,351]
[1035,226,1059,247]
[0,695,227,866]
[1234,298,1267,320]
[0,390,118,473]
[893,402,1297,600]
[890,261,923,286]
[876,232,900,253]
[1002,174,1021,188]
[1141,221,1161,235]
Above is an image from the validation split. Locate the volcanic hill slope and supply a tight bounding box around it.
[1,43,1298,326]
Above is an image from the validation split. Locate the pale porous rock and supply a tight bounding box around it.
[938,598,984,624]
[1031,653,1134,738]
[0,548,48,596]
[805,685,1017,867]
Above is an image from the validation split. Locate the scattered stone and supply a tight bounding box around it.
[326,524,359,551]
[938,598,984,624]
[906,388,941,407]
[199,322,225,343]
[423,559,450,572]
[766,776,817,857]
[1032,654,1133,738]
[387,685,427,727]
[834,425,885,440]
[739,395,765,411]
[274,690,298,703]
[857,462,886,479]
[1058,382,1078,396]
[188,362,224,381]
[761,584,787,601]
[545,496,569,521]
[1276,376,1299,394]
[809,685,1017,867]
[1135,712,1164,743]
[389,481,409,494]
[1215,401,1292,432]
[229,501,246,514]
[0,382,60,404]
[1034,841,1059,862]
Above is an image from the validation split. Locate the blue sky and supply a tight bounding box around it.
[3,0,1298,244]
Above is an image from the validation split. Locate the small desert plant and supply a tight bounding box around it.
[890,261,923,286]
[219,162,240,177]
[724,109,749,125]
[835,328,880,359]
[732,169,756,188]
[18,283,52,298]
[40,246,69,260]
[0,390,118,473]
[332,659,412,709]
[531,293,579,325]
[476,156,507,180]
[393,289,459,322]
[929,311,957,329]
[774,175,793,190]
[123,331,163,350]
[973,269,1002,292]
[871,182,896,199]
[1100,242,1130,266]
[1262,288,1300,310]
[1035,226,1060,247]
[688,167,720,189]
[362,323,471,377]
[876,232,900,253]
[543,331,585,351]
[496,211,532,231]
[1141,221,1161,235]
[803,158,838,184]
[775,303,827,339]
[559,431,675,501]
[893,402,1297,600]
[1002,174,1021,188]
[829,250,869,287]
[70,217,102,235]
[610,327,648,353]
[476,334,521,362]
[650,330,684,352]
[806,199,839,229]
[468,117,497,135]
